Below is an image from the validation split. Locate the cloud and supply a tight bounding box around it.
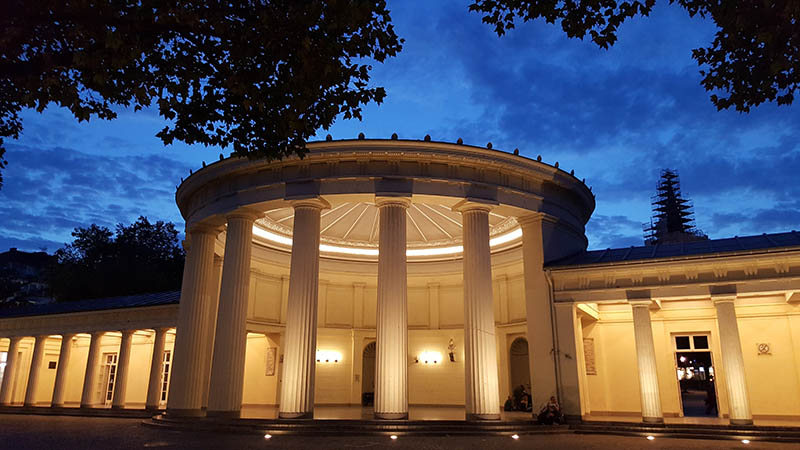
[585,214,645,249]
[0,144,189,252]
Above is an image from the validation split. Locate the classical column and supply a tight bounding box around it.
[457,201,501,420]
[145,328,169,411]
[201,255,224,409]
[553,303,583,421]
[166,225,218,417]
[80,332,105,408]
[207,210,259,418]
[518,214,558,411]
[713,295,753,425]
[374,197,410,420]
[279,198,329,419]
[52,334,76,407]
[0,337,22,406]
[23,335,48,407]
[111,330,135,409]
[629,299,663,423]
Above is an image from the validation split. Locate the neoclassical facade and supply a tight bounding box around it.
[1,139,798,425]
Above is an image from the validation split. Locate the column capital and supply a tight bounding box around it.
[451,198,496,214]
[186,222,223,236]
[90,331,106,338]
[60,333,77,340]
[375,195,411,208]
[289,197,330,210]
[517,212,558,228]
[710,284,737,305]
[35,334,50,340]
[119,329,137,337]
[712,295,737,305]
[225,208,262,222]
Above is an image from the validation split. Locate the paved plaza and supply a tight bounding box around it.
[0,415,796,450]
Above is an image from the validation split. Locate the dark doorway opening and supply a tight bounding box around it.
[361,342,375,406]
[676,350,717,417]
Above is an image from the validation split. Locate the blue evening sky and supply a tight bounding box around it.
[1,2,798,253]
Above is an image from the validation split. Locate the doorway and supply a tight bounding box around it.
[159,350,172,407]
[509,337,531,410]
[361,342,375,406]
[674,334,717,417]
[98,353,118,406]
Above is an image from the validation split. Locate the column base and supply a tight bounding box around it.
[642,416,664,424]
[145,405,163,412]
[466,413,501,421]
[730,418,754,426]
[79,404,95,409]
[51,403,65,408]
[279,411,314,419]
[206,410,241,419]
[165,408,206,418]
[375,412,408,420]
[111,405,125,410]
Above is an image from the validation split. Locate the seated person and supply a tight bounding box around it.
[537,396,564,425]
[503,395,514,411]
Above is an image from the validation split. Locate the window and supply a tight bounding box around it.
[0,352,6,387]
[675,336,691,350]
[160,350,172,404]
[693,336,709,350]
[674,334,711,351]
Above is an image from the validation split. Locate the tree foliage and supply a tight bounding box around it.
[51,216,185,301]
[0,0,403,188]
[469,0,799,112]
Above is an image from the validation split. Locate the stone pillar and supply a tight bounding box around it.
[457,201,501,420]
[518,214,558,411]
[279,198,329,419]
[111,330,135,409]
[0,336,21,406]
[23,335,48,407]
[713,295,753,425]
[553,303,583,420]
[166,225,218,417]
[629,299,663,423]
[201,256,224,409]
[146,328,169,410]
[81,332,105,408]
[374,197,410,420]
[207,211,259,418]
[52,334,76,407]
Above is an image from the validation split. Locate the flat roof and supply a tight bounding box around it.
[546,231,800,269]
[0,290,180,319]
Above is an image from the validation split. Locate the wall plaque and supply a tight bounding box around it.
[266,347,277,376]
[583,338,597,375]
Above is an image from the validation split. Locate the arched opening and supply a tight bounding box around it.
[361,342,376,406]
[509,337,530,410]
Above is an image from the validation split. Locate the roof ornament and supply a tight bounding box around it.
[219,153,224,161]
[202,161,206,168]
[513,148,519,155]
[456,138,463,144]
[358,132,365,139]
[391,133,398,140]
[536,155,542,161]
[486,142,492,149]
[554,161,559,168]
[326,134,332,141]
[424,134,431,141]
[570,169,574,175]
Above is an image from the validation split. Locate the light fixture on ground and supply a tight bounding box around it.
[511,434,520,440]
[646,435,655,440]
[742,439,750,444]
[264,434,272,439]
[390,435,398,440]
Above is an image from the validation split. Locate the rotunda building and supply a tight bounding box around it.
[168,138,594,420]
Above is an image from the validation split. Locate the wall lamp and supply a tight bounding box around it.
[416,351,442,364]
[316,350,341,363]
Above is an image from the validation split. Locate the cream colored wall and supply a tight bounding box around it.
[578,296,800,419]
[242,333,281,406]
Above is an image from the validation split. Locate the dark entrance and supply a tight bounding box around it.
[676,349,717,417]
[361,342,376,406]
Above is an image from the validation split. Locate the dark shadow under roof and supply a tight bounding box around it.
[0,290,180,319]
[547,231,800,269]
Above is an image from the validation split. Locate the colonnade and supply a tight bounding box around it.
[629,292,753,425]
[0,328,171,410]
[167,198,515,420]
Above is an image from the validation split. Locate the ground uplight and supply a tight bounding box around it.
[390,435,398,440]
[511,434,520,440]
[646,435,655,440]
[264,434,272,439]
[742,439,750,444]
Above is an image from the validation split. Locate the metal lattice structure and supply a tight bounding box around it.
[643,169,708,246]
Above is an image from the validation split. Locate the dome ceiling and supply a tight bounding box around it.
[255,201,519,251]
